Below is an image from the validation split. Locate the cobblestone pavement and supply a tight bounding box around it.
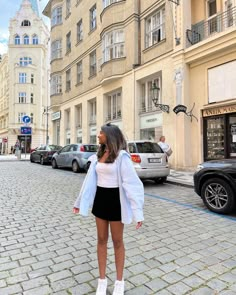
[0,162,236,295]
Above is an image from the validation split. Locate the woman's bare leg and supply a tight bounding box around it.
[110,221,125,281]
[95,217,109,279]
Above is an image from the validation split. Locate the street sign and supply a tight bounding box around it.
[21,126,32,135]
[22,115,31,124]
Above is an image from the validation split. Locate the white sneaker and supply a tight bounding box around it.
[96,278,107,295]
[112,280,124,295]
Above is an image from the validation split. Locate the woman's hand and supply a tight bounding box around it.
[73,207,80,214]
[136,221,142,229]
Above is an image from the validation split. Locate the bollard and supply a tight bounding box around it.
[17,150,21,160]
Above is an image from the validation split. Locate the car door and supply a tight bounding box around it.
[64,145,77,167]
[56,145,70,167]
[35,146,45,162]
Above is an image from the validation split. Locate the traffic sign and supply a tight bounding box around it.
[21,126,32,135]
[22,115,31,124]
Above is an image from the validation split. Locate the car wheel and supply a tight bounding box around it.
[201,178,235,214]
[72,160,80,173]
[52,159,58,169]
[154,177,167,184]
[40,156,44,165]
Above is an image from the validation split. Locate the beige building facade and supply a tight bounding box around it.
[43,0,236,170]
[0,0,50,154]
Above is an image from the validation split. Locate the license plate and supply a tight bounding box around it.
[148,158,161,163]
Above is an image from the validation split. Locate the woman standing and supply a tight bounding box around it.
[73,123,144,295]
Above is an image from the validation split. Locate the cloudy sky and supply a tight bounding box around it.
[0,0,49,55]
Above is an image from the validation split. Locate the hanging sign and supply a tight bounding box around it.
[173,104,187,114]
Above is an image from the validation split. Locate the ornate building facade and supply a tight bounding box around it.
[0,0,50,154]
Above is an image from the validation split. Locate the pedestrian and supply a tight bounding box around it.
[158,135,172,157]
[14,140,20,156]
[73,123,144,295]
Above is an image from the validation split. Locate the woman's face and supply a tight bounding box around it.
[98,130,107,145]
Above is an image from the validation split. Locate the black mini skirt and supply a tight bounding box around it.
[92,186,121,221]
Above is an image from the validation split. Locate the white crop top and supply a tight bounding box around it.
[96,161,119,188]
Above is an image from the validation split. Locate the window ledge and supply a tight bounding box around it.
[88,73,97,79]
[89,26,97,35]
[75,40,83,47]
[143,38,166,53]
[101,56,126,68]
[75,82,83,87]
[65,12,71,20]
[50,57,63,64]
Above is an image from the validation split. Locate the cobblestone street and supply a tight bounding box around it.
[0,161,236,294]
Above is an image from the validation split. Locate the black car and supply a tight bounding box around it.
[194,159,236,214]
[30,145,62,165]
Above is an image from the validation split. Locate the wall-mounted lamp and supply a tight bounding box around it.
[151,83,170,113]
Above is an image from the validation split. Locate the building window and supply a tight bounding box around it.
[19,73,27,83]
[89,50,97,77]
[103,0,121,8]
[21,20,31,26]
[52,6,62,26]
[32,34,38,44]
[19,92,27,104]
[66,69,71,91]
[140,78,161,113]
[207,0,218,34]
[89,99,96,125]
[24,35,30,45]
[30,93,34,104]
[51,40,62,60]
[66,31,71,52]
[66,0,71,15]
[102,29,125,62]
[77,19,83,42]
[106,91,122,121]
[90,5,97,31]
[145,8,165,48]
[51,75,62,95]
[31,74,34,84]
[19,57,32,66]
[15,35,20,45]
[30,113,34,124]
[18,112,26,123]
[77,61,83,84]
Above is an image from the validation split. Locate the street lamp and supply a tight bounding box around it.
[151,83,170,113]
[43,107,49,145]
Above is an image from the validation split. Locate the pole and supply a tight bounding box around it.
[46,107,49,145]
[25,135,26,158]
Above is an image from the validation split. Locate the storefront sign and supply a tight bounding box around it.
[173,104,187,114]
[51,111,61,121]
[203,105,236,117]
[140,113,162,129]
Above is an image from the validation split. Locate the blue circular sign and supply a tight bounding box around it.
[22,115,31,124]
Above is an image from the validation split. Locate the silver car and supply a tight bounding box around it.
[52,144,98,173]
[127,140,170,183]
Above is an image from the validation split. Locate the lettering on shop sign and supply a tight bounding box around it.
[203,105,236,117]
[173,103,198,122]
[146,118,157,123]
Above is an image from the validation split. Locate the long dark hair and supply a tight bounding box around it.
[97,123,127,163]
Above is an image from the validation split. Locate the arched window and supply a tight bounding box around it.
[24,35,29,45]
[32,34,38,45]
[19,57,32,66]
[21,20,31,26]
[15,35,20,45]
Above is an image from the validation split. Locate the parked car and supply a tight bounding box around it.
[127,140,170,183]
[51,143,98,172]
[30,145,62,165]
[194,159,236,214]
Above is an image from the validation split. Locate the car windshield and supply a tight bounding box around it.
[83,145,98,152]
[136,142,163,153]
[48,145,62,151]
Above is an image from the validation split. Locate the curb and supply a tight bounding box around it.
[166,180,194,189]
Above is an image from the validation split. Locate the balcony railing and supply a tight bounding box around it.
[186,6,236,47]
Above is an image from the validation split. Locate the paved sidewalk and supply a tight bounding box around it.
[0,154,194,187]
